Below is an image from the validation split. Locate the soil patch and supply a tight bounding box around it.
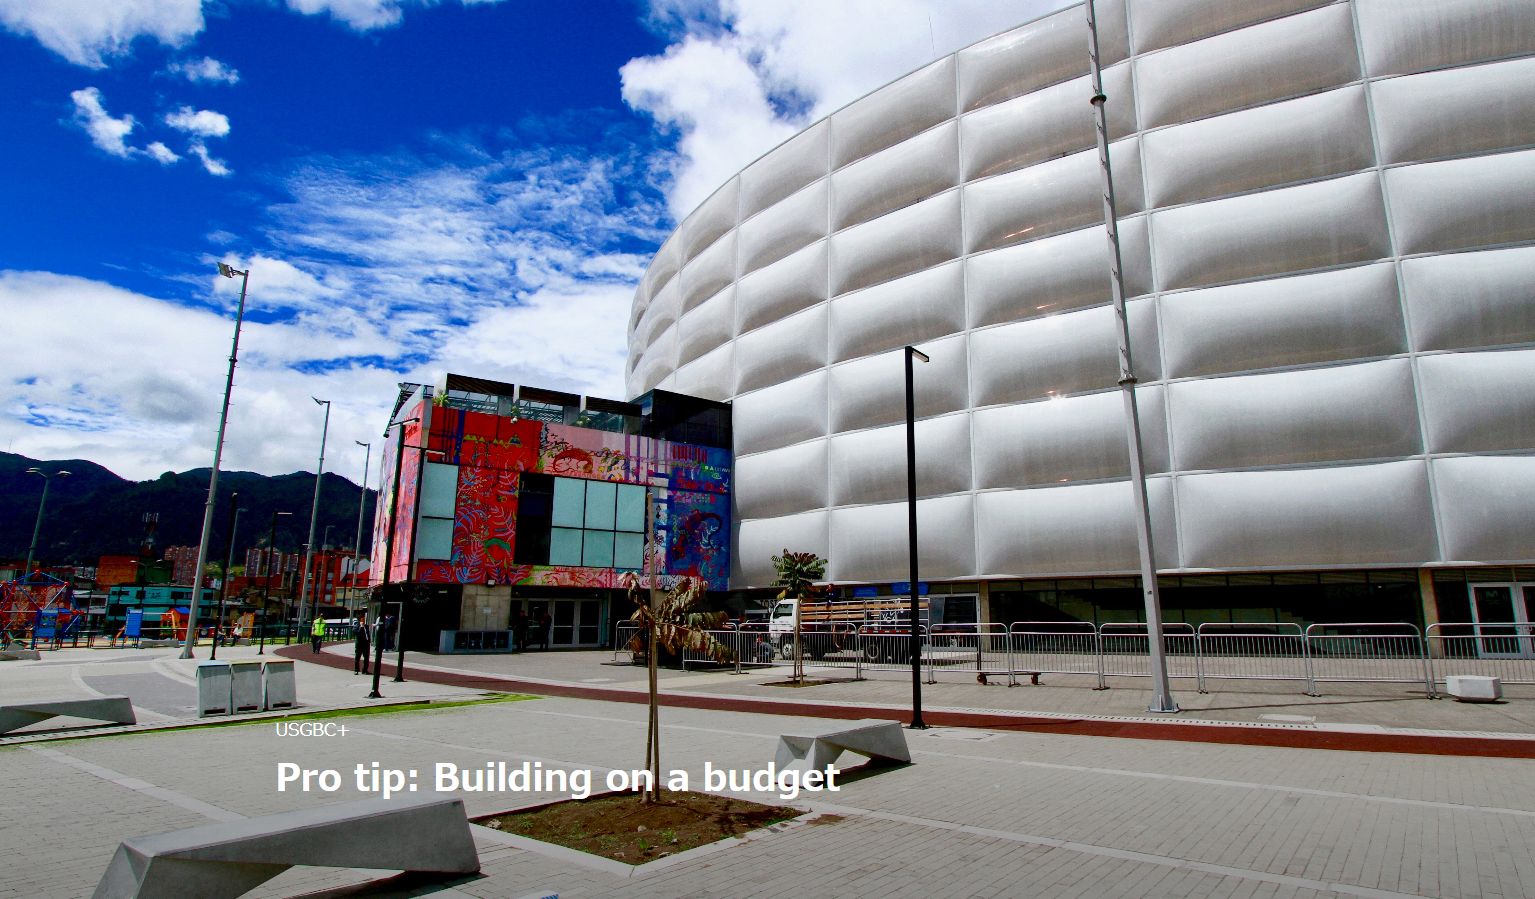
[761,678,842,687]
[473,792,799,863]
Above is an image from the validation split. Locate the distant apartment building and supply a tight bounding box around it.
[163,546,199,586]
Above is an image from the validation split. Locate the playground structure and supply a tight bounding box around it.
[0,571,81,648]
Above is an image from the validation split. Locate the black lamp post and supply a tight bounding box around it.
[905,344,929,729]
[23,468,70,575]
[258,511,291,655]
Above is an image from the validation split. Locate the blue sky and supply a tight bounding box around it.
[0,0,1068,482]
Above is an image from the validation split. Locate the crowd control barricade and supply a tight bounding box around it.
[680,625,747,672]
[855,625,926,676]
[1303,623,1433,697]
[1007,621,1103,688]
[1194,623,1308,693]
[1426,622,1535,687]
[925,624,1011,683]
[1097,622,1199,683]
[612,623,639,662]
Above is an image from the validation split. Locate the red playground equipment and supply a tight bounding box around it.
[1,571,79,647]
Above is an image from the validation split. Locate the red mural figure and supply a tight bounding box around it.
[449,466,519,583]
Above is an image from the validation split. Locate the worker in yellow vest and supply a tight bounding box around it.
[310,617,326,654]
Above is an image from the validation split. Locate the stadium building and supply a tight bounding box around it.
[623,0,1535,632]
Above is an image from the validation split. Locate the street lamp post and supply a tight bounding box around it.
[182,262,250,659]
[904,345,929,730]
[22,468,70,576]
[1087,0,1177,713]
[296,398,332,634]
[257,512,290,650]
[210,495,244,660]
[351,441,371,612]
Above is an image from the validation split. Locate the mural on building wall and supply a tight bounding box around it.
[391,403,732,590]
[446,466,520,584]
[387,420,422,584]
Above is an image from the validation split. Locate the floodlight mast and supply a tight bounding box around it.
[23,468,70,576]
[181,263,249,659]
[1087,0,1177,712]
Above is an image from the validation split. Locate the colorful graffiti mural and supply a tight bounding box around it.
[378,401,732,591]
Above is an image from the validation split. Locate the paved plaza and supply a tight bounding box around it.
[2,645,1534,899]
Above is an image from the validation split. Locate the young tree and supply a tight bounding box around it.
[624,574,731,802]
[771,550,827,684]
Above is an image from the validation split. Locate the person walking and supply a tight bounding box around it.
[511,608,527,653]
[353,613,371,674]
[538,610,552,651]
[310,616,326,654]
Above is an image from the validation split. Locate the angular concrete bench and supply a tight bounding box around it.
[0,695,135,735]
[774,718,911,771]
[0,648,42,661]
[94,795,480,899]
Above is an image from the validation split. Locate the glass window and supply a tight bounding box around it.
[584,480,617,530]
[582,529,615,568]
[551,478,587,528]
[549,527,584,566]
[419,462,459,519]
[553,600,575,645]
[615,484,646,532]
[613,532,645,570]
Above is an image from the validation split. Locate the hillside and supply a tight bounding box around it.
[0,452,377,568]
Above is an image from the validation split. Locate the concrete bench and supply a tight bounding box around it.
[774,718,911,771]
[0,696,135,735]
[93,795,480,899]
[0,648,42,661]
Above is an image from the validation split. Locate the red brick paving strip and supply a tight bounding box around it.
[277,644,1535,759]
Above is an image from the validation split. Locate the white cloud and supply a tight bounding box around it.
[188,142,230,175]
[145,140,179,163]
[164,105,230,138]
[166,55,239,85]
[69,87,136,157]
[624,0,1077,216]
[0,136,662,478]
[0,0,204,68]
[3,0,506,67]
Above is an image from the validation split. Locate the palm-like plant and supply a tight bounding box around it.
[625,574,731,802]
[771,550,827,683]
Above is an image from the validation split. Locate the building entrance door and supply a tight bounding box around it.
[1467,584,1534,658]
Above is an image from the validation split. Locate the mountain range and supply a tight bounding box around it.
[0,452,377,569]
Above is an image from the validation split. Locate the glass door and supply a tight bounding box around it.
[1467,584,1534,658]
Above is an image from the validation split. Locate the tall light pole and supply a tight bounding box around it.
[351,440,371,611]
[1087,0,1176,713]
[296,398,331,632]
[181,262,249,659]
[22,468,70,576]
[258,511,292,655]
[904,345,929,729]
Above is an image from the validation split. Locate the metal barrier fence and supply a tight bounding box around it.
[1194,623,1308,691]
[1007,621,1104,687]
[1426,622,1535,686]
[1304,623,1433,695]
[597,619,1535,699]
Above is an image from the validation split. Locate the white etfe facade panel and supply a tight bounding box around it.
[626,0,1535,587]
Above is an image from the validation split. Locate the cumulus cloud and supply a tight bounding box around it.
[69,87,136,157]
[145,140,180,164]
[165,55,239,84]
[164,105,230,138]
[3,0,506,67]
[0,0,204,68]
[624,0,1077,216]
[0,132,663,478]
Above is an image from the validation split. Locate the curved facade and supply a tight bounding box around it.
[627,0,1535,591]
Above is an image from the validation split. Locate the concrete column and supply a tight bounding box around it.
[1419,569,1442,658]
[977,581,992,625]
